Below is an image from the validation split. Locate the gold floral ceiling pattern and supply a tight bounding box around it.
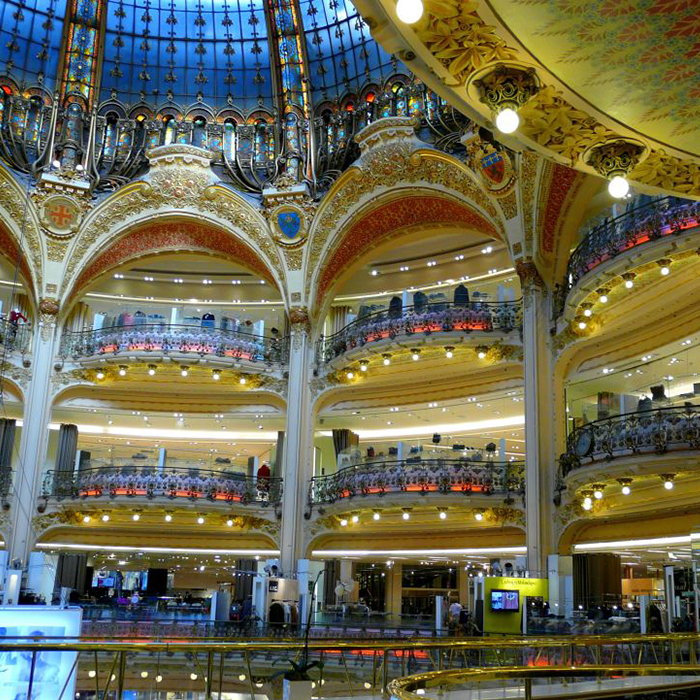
[487,0,700,157]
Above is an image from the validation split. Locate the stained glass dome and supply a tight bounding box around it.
[0,0,398,113]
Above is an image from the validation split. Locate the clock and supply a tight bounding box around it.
[575,429,594,457]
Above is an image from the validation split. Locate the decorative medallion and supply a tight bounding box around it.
[39,194,82,237]
[464,137,516,196]
[270,204,309,247]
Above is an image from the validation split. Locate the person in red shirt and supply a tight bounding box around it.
[256,462,270,493]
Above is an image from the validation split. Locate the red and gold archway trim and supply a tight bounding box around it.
[0,222,32,290]
[72,220,277,296]
[539,163,585,256]
[315,194,499,307]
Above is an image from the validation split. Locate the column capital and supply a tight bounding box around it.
[515,258,546,293]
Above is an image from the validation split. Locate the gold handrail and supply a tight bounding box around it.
[1,631,700,651]
[389,665,700,700]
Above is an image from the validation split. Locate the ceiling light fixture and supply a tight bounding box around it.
[445,347,454,359]
[148,365,157,376]
[118,366,127,376]
[180,366,189,377]
[382,354,391,366]
[396,0,423,24]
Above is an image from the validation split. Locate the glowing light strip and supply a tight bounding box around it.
[85,292,283,307]
[574,536,691,551]
[312,547,526,557]
[36,543,279,555]
[335,416,524,440]
[44,423,279,442]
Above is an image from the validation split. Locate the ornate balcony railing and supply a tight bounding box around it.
[42,466,282,506]
[316,301,522,366]
[0,319,31,354]
[307,458,525,506]
[559,406,700,478]
[555,197,700,316]
[59,323,288,366]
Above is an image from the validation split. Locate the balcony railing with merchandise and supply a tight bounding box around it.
[316,300,522,366]
[42,466,282,506]
[59,323,288,366]
[307,458,525,508]
[559,406,700,478]
[555,197,700,316]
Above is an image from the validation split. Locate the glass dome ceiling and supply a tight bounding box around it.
[0,0,399,113]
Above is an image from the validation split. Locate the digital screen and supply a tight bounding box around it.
[0,607,82,700]
[97,577,114,588]
[490,589,520,612]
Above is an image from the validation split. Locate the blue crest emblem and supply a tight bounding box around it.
[277,210,302,240]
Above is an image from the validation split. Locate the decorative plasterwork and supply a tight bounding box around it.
[386,0,700,198]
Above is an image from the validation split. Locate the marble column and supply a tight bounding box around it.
[279,309,314,576]
[519,262,560,578]
[5,308,58,581]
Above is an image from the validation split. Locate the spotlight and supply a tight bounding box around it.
[238,674,247,681]
[96,371,105,380]
[439,510,447,520]
[622,485,631,495]
[625,279,634,289]
[477,350,486,359]
[197,515,205,524]
[599,294,608,303]
[578,321,587,330]
[156,675,163,683]
[132,513,140,521]
[346,370,354,379]
[351,515,359,523]
[411,350,420,361]
[52,159,61,169]
[191,673,198,681]
[593,486,604,500]
[660,266,670,276]
[148,365,156,376]
[141,671,149,679]
[445,347,454,359]
[370,269,378,276]
[582,498,593,511]
[583,309,592,317]
[373,511,380,521]
[226,518,234,527]
[165,513,173,522]
[495,107,520,134]
[382,354,391,366]
[180,366,189,377]
[396,0,423,24]
[662,475,675,490]
[608,175,630,199]
[118,366,127,376]
[402,511,410,520]
[101,514,110,522]
[83,515,91,523]
[239,377,247,385]
[360,361,368,372]
[474,510,484,521]
[619,479,632,496]
[340,518,348,527]
[88,670,96,678]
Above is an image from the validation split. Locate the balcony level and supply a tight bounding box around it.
[316,300,522,368]
[559,406,700,485]
[307,457,524,513]
[58,322,288,371]
[0,317,31,357]
[556,196,700,317]
[41,465,282,509]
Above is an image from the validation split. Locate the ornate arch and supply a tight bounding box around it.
[68,219,279,301]
[0,163,43,301]
[313,191,500,315]
[60,162,285,305]
[305,119,505,315]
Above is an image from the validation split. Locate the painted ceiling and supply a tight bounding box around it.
[487,0,700,157]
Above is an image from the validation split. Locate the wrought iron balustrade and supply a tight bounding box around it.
[0,318,31,354]
[0,81,472,196]
[560,406,700,477]
[316,301,522,365]
[59,323,288,366]
[308,458,525,506]
[42,466,282,506]
[555,197,700,316]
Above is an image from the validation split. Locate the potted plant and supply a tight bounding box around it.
[277,658,319,700]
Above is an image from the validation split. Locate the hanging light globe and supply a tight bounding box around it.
[396,0,424,24]
[608,175,630,199]
[495,107,519,134]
